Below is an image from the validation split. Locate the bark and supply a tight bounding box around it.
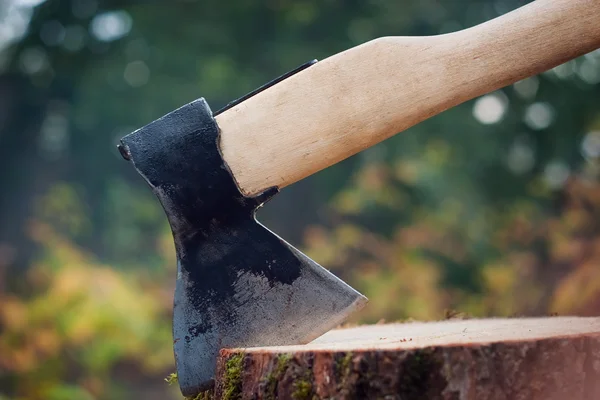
[210,317,600,400]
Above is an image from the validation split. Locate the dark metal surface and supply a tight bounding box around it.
[119,98,367,396]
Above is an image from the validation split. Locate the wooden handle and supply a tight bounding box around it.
[217,0,600,197]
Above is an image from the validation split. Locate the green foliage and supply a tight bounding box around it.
[0,223,174,399]
[46,385,95,400]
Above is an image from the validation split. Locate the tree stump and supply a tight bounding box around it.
[213,317,600,400]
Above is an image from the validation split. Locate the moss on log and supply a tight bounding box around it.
[207,317,600,399]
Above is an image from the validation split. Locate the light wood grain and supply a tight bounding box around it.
[217,0,600,197]
[212,317,600,399]
[242,316,600,352]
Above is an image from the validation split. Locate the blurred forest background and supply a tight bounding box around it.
[1,0,600,398]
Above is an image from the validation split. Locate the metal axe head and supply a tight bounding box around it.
[118,97,367,395]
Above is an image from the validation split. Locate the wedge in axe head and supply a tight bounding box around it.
[118,0,600,395]
[118,61,367,395]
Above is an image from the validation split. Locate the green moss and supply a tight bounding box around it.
[165,372,178,386]
[223,353,244,400]
[398,349,445,400]
[164,372,213,400]
[274,353,292,376]
[336,352,353,380]
[291,375,314,400]
[165,372,214,400]
[264,353,292,400]
[185,391,213,400]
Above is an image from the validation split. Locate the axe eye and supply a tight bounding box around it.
[251,186,279,208]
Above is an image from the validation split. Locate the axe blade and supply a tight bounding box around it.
[119,98,367,395]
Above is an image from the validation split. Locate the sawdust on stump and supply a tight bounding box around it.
[208,317,600,400]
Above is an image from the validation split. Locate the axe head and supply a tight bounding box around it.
[119,98,367,395]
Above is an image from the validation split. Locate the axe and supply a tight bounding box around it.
[118,0,600,395]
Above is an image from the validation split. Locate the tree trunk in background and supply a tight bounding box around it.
[0,75,48,273]
[211,317,600,400]
[0,0,115,273]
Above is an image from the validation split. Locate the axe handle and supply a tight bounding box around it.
[217,0,600,197]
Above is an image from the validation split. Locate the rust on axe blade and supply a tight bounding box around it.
[118,93,367,395]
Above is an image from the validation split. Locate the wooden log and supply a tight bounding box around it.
[212,317,600,400]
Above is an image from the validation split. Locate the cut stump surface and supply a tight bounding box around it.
[212,317,600,400]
